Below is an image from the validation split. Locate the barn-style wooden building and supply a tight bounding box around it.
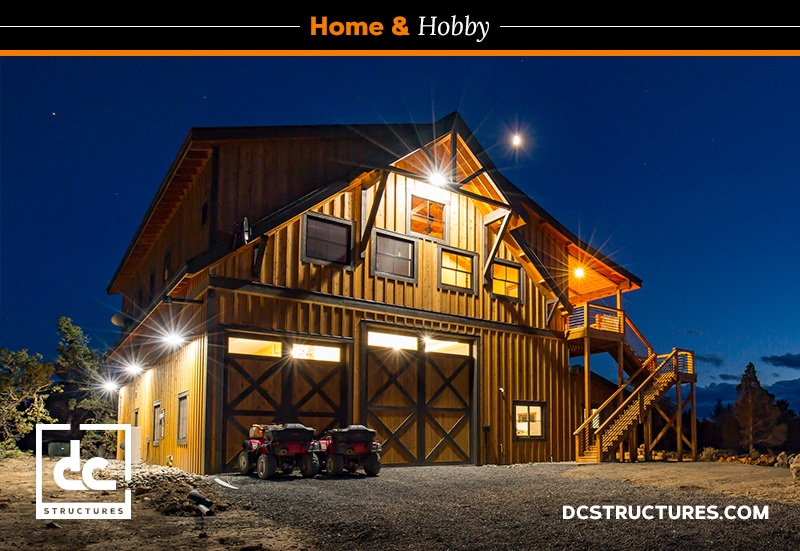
[107,112,696,474]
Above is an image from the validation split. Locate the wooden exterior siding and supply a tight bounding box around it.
[120,161,212,318]
[212,175,561,330]
[209,290,576,466]
[117,333,207,474]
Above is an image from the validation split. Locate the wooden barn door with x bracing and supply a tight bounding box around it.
[222,337,348,470]
[363,333,475,465]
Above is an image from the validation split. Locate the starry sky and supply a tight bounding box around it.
[3,54,800,416]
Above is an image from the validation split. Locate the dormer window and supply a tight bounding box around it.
[490,260,523,303]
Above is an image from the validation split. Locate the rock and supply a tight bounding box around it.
[791,462,800,481]
[45,521,62,529]
[775,452,789,468]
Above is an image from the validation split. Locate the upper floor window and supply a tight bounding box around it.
[372,230,417,283]
[409,195,445,240]
[301,212,355,269]
[439,246,477,294]
[490,260,523,302]
[177,391,188,445]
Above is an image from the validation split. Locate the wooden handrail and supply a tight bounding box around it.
[572,354,654,436]
[595,349,678,436]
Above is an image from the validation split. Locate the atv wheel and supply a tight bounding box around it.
[299,453,320,478]
[237,450,254,476]
[257,454,278,480]
[326,454,344,476]
[364,452,381,477]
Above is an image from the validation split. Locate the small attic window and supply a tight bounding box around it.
[409,196,446,240]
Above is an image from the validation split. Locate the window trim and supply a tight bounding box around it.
[437,245,478,294]
[370,228,418,284]
[152,400,162,447]
[489,259,524,304]
[408,193,448,243]
[513,400,546,441]
[176,390,189,446]
[300,212,356,270]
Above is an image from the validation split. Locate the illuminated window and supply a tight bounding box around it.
[177,391,188,445]
[373,230,416,282]
[491,261,523,302]
[291,344,341,362]
[409,196,446,240]
[367,331,418,351]
[228,337,283,357]
[439,247,477,293]
[514,401,545,440]
[302,213,354,267]
[424,337,470,356]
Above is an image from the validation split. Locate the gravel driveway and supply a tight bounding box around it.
[211,462,800,550]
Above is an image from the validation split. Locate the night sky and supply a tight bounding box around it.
[3,54,800,415]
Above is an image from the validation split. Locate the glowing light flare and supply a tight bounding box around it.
[101,380,119,393]
[162,332,186,347]
[512,134,522,147]
[427,170,447,187]
[574,266,586,278]
[124,362,144,375]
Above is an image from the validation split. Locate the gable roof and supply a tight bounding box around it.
[107,111,641,308]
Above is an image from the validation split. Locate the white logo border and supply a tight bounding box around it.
[36,423,132,520]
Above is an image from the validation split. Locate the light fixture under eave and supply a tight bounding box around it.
[162,332,186,347]
[574,266,585,278]
[427,170,447,187]
[124,363,144,376]
[102,380,119,393]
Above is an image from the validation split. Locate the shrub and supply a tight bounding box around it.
[700,446,719,462]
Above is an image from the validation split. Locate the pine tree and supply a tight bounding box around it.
[735,362,787,454]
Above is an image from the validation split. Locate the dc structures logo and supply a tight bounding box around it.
[36,424,132,520]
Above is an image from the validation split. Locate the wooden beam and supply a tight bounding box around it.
[482,211,512,280]
[360,170,388,258]
[382,166,510,210]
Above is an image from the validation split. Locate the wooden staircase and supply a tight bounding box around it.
[568,303,695,462]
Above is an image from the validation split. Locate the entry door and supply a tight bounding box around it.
[223,340,347,469]
[364,335,473,465]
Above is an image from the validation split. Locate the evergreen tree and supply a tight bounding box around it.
[0,347,61,449]
[734,362,786,454]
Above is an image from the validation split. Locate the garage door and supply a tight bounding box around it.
[222,336,347,469]
[363,331,474,465]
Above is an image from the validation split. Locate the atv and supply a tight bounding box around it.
[317,424,382,477]
[237,423,320,479]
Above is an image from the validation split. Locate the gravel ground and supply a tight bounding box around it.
[210,463,800,550]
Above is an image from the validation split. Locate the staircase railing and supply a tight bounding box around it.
[573,348,695,460]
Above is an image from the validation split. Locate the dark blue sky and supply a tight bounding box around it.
[3,55,800,413]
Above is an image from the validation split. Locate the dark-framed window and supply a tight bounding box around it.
[438,246,478,294]
[409,195,446,240]
[490,260,524,303]
[301,212,355,268]
[372,229,417,283]
[177,390,188,445]
[514,400,546,440]
[152,400,162,446]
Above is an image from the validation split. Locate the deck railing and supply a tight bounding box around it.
[568,303,625,334]
[571,303,696,460]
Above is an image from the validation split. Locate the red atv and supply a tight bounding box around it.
[317,425,382,477]
[238,423,320,480]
